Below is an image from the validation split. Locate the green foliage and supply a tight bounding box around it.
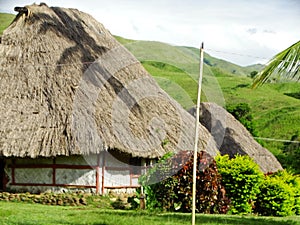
[127,194,141,210]
[216,154,264,214]
[252,40,300,88]
[139,151,175,211]
[274,171,300,215]
[255,171,299,216]
[249,71,258,78]
[226,103,258,137]
[255,177,294,216]
[140,151,230,214]
[281,132,300,173]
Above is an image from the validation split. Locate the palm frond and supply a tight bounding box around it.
[252,40,300,88]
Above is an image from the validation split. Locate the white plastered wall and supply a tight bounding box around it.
[4,152,142,194]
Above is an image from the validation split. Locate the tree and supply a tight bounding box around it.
[226,103,258,137]
[249,70,258,78]
[252,40,300,88]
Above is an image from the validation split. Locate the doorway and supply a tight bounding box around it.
[0,158,5,190]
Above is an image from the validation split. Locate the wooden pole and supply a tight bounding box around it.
[192,42,204,225]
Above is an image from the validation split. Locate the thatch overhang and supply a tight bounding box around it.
[0,4,218,159]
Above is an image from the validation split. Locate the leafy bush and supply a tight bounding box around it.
[216,154,263,214]
[275,171,300,215]
[255,176,294,216]
[140,151,230,214]
[139,152,176,211]
[255,170,300,216]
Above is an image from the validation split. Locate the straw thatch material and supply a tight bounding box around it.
[189,103,283,173]
[0,4,217,159]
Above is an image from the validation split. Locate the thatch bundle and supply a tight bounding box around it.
[0,4,217,158]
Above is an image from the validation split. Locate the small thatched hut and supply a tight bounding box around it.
[189,103,283,173]
[0,4,217,194]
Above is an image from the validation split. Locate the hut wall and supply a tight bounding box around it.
[4,152,142,194]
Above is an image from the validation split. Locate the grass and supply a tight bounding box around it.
[215,70,300,157]
[114,35,137,45]
[142,61,198,108]
[0,201,299,225]
[0,13,14,35]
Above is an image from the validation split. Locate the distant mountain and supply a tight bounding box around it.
[178,46,264,76]
[114,36,264,77]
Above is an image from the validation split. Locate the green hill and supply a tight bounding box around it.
[114,36,263,76]
[0,13,14,35]
[115,36,300,171]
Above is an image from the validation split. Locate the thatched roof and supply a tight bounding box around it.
[0,4,218,158]
[189,102,283,173]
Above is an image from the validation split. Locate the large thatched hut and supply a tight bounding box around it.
[0,4,218,194]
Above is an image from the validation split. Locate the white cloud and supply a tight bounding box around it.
[1,0,299,66]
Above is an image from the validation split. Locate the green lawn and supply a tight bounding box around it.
[0,201,299,225]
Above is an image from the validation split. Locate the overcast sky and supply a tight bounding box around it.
[1,0,299,66]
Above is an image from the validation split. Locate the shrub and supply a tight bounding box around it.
[275,171,300,215]
[255,176,294,216]
[216,154,264,214]
[255,170,300,216]
[140,151,230,213]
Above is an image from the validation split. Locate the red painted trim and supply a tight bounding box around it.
[11,164,143,172]
[102,151,106,194]
[10,183,139,189]
[104,185,140,189]
[10,164,97,169]
[96,154,100,194]
[11,183,96,188]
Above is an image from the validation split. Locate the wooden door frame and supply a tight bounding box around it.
[0,158,5,191]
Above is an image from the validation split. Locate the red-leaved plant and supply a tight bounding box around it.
[140,151,230,213]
